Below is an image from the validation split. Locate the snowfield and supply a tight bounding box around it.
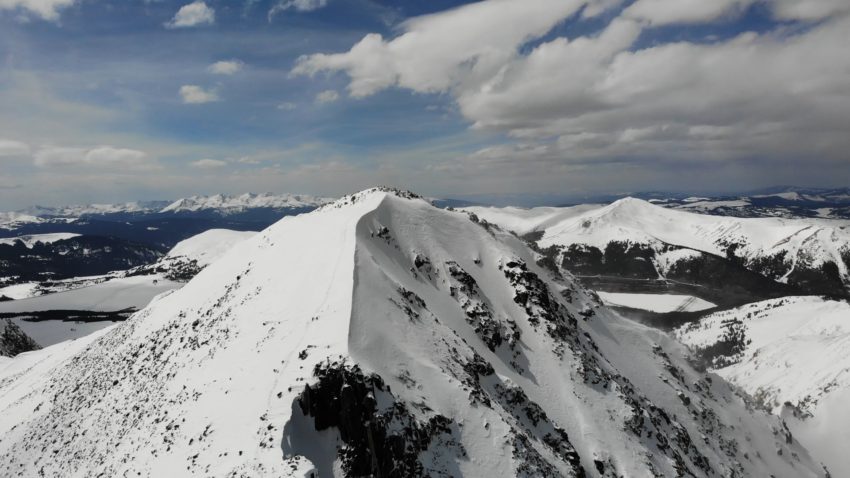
[675,296,850,476]
[8,318,121,349]
[597,292,716,313]
[0,190,827,477]
[166,229,257,266]
[0,275,180,315]
[0,283,40,300]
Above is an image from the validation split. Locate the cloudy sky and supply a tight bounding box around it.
[0,0,848,207]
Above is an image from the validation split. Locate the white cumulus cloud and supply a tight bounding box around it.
[623,0,752,26]
[208,60,243,75]
[165,1,215,28]
[0,0,75,21]
[33,146,153,169]
[0,139,31,157]
[191,158,227,169]
[623,0,849,25]
[269,0,328,18]
[315,90,339,104]
[292,0,850,166]
[179,85,219,104]
[292,0,593,97]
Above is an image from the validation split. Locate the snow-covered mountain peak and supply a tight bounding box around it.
[0,189,827,477]
[470,196,850,296]
[588,196,700,224]
[581,196,673,227]
[604,195,655,210]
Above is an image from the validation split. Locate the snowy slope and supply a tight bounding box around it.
[161,193,331,214]
[469,197,850,294]
[0,283,40,300]
[675,296,850,475]
[122,228,258,282]
[464,204,602,236]
[0,233,81,248]
[0,189,826,477]
[166,229,257,266]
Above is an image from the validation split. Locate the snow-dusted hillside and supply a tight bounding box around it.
[0,235,165,285]
[467,198,850,298]
[0,189,827,477]
[0,233,80,248]
[675,296,850,476]
[0,212,44,231]
[161,192,331,215]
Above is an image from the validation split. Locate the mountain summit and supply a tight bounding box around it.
[0,188,826,477]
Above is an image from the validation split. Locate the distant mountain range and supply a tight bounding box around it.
[0,193,331,249]
[647,187,850,220]
[446,186,850,218]
[8,192,332,223]
[3,187,848,301]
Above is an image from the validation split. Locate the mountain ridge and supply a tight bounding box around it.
[0,188,827,477]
